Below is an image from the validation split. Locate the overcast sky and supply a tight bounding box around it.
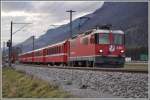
[1,1,104,46]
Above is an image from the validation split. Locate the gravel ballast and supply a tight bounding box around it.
[13,65,148,98]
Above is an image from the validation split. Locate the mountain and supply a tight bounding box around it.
[17,2,148,57]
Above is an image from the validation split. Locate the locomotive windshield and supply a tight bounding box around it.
[113,34,124,45]
[99,33,110,44]
[98,33,124,45]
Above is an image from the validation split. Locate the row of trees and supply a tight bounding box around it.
[125,46,148,61]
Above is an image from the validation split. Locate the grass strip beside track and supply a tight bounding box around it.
[2,67,72,98]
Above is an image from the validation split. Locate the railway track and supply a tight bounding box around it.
[20,64,148,73]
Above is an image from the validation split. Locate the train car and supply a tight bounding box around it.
[44,40,69,65]
[69,27,125,67]
[33,48,44,63]
[19,51,34,63]
[11,53,18,63]
[19,40,69,65]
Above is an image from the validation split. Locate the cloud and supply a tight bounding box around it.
[1,1,104,45]
[1,1,33,12]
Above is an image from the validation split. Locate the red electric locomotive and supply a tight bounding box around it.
[69,27,125,67]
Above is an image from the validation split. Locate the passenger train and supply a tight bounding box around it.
[18,25,125,67]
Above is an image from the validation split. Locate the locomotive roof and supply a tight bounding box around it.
[19,40,67,56]
[80,29,124,35]
[92,29,124,34]
[70,29,124,40]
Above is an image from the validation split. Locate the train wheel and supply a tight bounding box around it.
[73,61,77,67]
[117,63,124,68]
[92,61,95,67]
[72,62,75,67]
[86,61,91,67]
[69,61,73,67]
[78,61,82,67]
[87,61,93,67]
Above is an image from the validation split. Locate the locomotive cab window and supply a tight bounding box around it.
[81,37,88,45]
[99,33,110,44]
[113,34,124,45]
[90,35,95,44]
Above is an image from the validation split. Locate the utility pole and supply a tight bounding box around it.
[19,44,23,54]
[8,21,31,67]
[66,10,76,66]
[2,42,6,63]
[66,10,76,38]
[66,10,76,83]
[8,21,13,67]
[3,42,6,56]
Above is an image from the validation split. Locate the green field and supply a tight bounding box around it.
[124,63,148,70]
[2,67,72,98]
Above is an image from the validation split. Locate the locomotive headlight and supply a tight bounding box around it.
[120,50,124,53]
[99,49,103,53]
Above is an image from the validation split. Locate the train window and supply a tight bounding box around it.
[49,48,51,54]
[36,52,38,56]
[58,46,60,53]
[57,47,58,53]
[71,39,76,48]
[60,46,62,53]
[37,52,39,56]
[47,49,48,55]
[99,33,110,44]
[52,48,55,54]
[54,47,57,54]
[35,52,37,56]
[55,47,56,54]
[54,47,56,54]
[38,52,40,56]
[56,47,57,53]
[90,35,95,44]
[40,51,42,56]
[47,49,49,55]
[54,47,56,53]
[51,48,52,54]
[62,46,63,52]
[53,47,55,54]
[50,48,52,54]
[56,47,57,54]
[52,47,54,54]
[113,34,123,45]
[81,37,88,45]
[50,49,51,54]
[45,49,47,55]
[54,47,55,54]
[59,46,61,53]
[57,46,58,53]
[36,51,40,56]
[57,46,59,53]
